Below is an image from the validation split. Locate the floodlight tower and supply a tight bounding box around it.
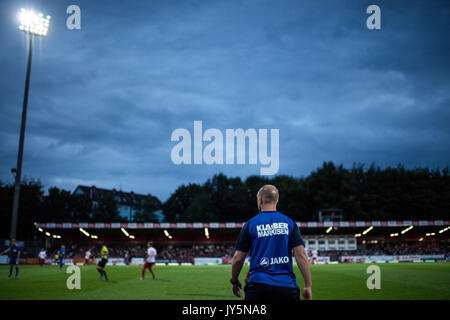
[10,9,51,239]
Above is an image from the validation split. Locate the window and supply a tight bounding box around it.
[328,239,337,249]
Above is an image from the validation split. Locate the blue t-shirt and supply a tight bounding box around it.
[59,248,66,257]
[9,245,20,260]
[235,211,305,288]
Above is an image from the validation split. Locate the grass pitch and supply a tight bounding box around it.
[0,263,449,300]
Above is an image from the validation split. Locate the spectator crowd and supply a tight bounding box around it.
[37,240,448,263]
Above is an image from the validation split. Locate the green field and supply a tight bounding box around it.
[1,263,449,300]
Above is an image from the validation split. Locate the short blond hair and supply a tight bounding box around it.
[256,185,279,204]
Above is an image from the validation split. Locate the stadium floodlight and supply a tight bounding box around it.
[45,232,51,237]
[121,227,130,237]
[418,237,424,242]
[425,232,435,237]
[129,235,135,239]
[204,227,210,239]
[354,233,362,238]
[79,227,90,237]
[9,8,51,240]
[38,227,43,232]
[90,235,98,239]
[438,226,449,234]
[163,229,173,239]
[325,226,332,234]
[390,233,399,237]
[362,226,373,235]
[400,226,413,235]
[18,9,51,37]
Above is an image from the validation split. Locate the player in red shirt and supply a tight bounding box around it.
[84,248,92,266]
[38,248,46,267]
[141,242,157,280]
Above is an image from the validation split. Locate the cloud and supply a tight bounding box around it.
[0,0,448,200]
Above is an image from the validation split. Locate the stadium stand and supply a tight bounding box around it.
[2,220,448,265]
[31,240,448,264]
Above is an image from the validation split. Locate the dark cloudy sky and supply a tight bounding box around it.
[1,0,449,201]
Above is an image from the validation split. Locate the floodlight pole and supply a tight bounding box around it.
[10,34,34,240]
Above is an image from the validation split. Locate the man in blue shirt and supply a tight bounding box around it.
[58,245,66,270]
[0,239,21,279]
[230,185,312,300]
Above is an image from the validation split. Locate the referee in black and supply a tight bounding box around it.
[96,243,109,280]
[230,185,312,300]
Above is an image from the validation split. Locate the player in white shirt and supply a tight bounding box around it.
[140,242,157,280]
[84,249,92,265]
[38,248,46,267]
[311,249,318,264]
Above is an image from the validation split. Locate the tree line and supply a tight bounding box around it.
[1,162,449,239]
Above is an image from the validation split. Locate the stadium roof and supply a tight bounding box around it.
[33,221,450,243]
[36,220,450,230]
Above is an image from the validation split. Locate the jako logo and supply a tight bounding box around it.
[260,257,269,267]
[171,121,279,175]
[259,256,289,267]
[270,256,289,265]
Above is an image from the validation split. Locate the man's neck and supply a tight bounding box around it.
[260,206,277,212]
